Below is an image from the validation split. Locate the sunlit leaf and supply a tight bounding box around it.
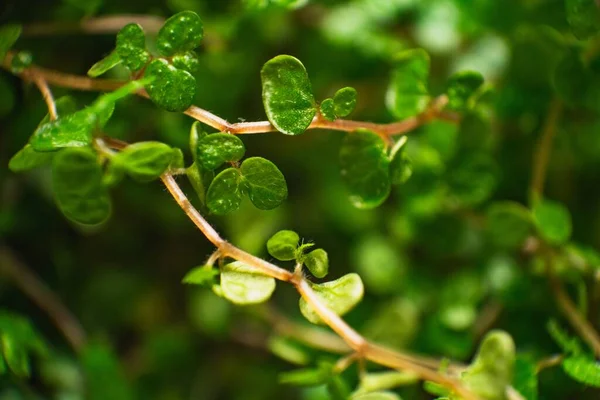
[220,261,276,305]
[267,230,300,261]
[145,59,196,112]
[333,86,357,117]
[116,23,150,72]
[563,356,600,387]
[172,51,201,74]
[88,51,122,78]
[351,392,401,400]
[182,266,219,287]
[304,249,329,278]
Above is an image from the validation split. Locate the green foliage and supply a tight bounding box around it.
[513,357,538,400]
[304,248,329,278]
[339,130,391,208]
[386,49,430,119]
[156,11,204,57]
[196,133,245,170]
[182,265,219,286]
[241,157,288,210]
[172,51,201,74]
[299,273,364,324]
[9,144,54,172]
[10,51,32,73]
[0,24,21,61]
[562,356,600,387]
[486,201,532,250]
[145,59,196,112]
[52,147,111,225]
[218,261,276,305]
[566,0,600,39]
[261,55,316,135]
[206,168,244,215]
[0,312,48,378]
[532,199,572,245]
[445,71,485,112]
[320,98,337,121]
[351,392,401,400]
[30,110,97,151]
[111,142,174,182]
[81,343,133,400]
[88,51,122,78]
[333,87,358,117]
[116,24,150,72]
[267,230,300,261]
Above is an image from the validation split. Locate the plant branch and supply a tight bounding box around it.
[22,15,165,36]
[29,73,57,120]
[0,245,86,353]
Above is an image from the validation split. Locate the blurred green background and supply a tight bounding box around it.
[2,0,600,399]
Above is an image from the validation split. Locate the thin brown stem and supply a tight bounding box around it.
[530,98,563,203]
[23,15,165,36]
[0,245,86,353]
[30,74,57,120]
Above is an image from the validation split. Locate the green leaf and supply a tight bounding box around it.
[339,129,391,209]
[486,202,532,250]
[52,147,111,225]
[267,230,300,261]
[172,51,201,74]
[30,109,97,151]
[268,336,311,366]
[513,357,538,400]
[182,266,219,287]
[88,51,122,78]
[299,273,364,325]
[145,59,196,112]
[186,162,214,204]
[189,121,207,160]
[320,98,336,121]
[157,11,204,56]
[461,330,516,400]
[532,199,572,245]
[261,55,316,135]
[386,49,430,119]
[81,343,133,400]
[9,144,55,172]
[566,0,600,39]
[333,87,357,117]
[351,392,401,400]
[279,363,332,386]
[562,355,600,387]
[112,142,173,182]
[196,133,245,170]
[304,249,329,278]
[241,157,288,210]
[0,24,21,61]
[446,71,485,112]
[220,261,276,305]
[449,154,498,207]
[355,371,419,394]
[170,148,184,169]
[389,145,412,185]
[10,50,32,73]
[0,312,48,378]
[206,168,243,215]
[1,335,29,377]
[116,23,150,72]
[40,96,78,125]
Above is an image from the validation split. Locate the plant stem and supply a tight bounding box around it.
[23,15,165,36]
[0,245,86,353]
[29,74,57,120]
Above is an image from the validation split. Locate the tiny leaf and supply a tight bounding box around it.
[386,49,430,119]
[172,51,201,74]
[9,144,54,172]
[532,199,572,245]
[88,51,122,78]
[241,157,288,210]
[116,23,150,72]
[339,129,391,209]
[446,71,485,112]
[333,87,357,117]
[320,98,336,121]
[196,133,245,170]
[267,230,300,261]
[299,273,364,325]
[304,249,329,278]
[261,55,316,135]
[562,356,600,387]
[220,261,276,305]
[182,266,219,287]
[112,141,173,182]
[0,24,21,61]
[52,147,111,225]
[157,11,204,56]
[206,168,243,215]
[145,59,196,112]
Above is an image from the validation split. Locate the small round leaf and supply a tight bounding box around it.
[305,249,329,278]
[172,51,201,74]
[241,157,288,210]
[261,55,316,135]
[532,199,572,245]
[267,230,300,261]
[339,129,391,209]
[386,49,430,119]
[196,133,245,170]
[116,23,150,72]
[299,273,364,325]
[320,98,336,121]
[157,11,204,56]
[145,59,196,112]
[220,261,276,305]
[333,87,357,117]
[206,168,243,215]
[52,147,111,225]
[112,141,173,182]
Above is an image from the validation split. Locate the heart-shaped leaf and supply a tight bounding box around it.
[52,147,111,225]
[206,167,243,215]
[241,157,288,210]
[116,23,150,72]
[196,133,245,170]
[299,273,364,325]
[339,129,391,209]
[261,55,316,135]
[157,11,204,56]
[145,59,196,112]
[220,261,276,305]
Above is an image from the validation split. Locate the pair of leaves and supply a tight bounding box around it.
[340,130,412,209]
[266,230,329,278]
[206,157,287,215]
[320,87,358,121]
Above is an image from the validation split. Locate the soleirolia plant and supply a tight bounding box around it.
[3,1,600,399]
